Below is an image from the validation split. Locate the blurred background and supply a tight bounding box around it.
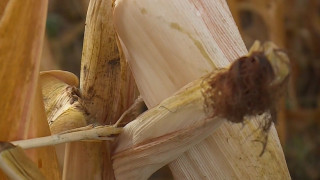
[43,0,320,179]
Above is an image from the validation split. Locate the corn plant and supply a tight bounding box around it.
[0,0,291,179]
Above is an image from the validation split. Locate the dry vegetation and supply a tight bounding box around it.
[0,0,319,179]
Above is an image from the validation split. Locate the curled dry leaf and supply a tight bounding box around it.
[40,70,87,134]
[40,70,87,171]
[0,0,61,179]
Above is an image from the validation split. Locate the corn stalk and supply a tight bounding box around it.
[62,0,137,179]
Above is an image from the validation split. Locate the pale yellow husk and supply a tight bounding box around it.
[113,76,225,179]
[40,70,86,134]
[113,0,290,179]
[40,70,86,172]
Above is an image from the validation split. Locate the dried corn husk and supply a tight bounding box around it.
[0,0,8,18]
[248,41,290,84]
[113,75,225,179]
[24,84,61,179]
[0,143,45,180]
[40,70,86,171]
[113,0,290,179]
[114,0,246,106]
[40,70,86,134]
[227,0,288,144]
[0,0,48,142]
[113,41,290,179]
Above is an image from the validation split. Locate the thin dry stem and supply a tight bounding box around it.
[12,125,121,149]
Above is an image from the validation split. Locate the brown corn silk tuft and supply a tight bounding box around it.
[205,52,275,123]
[226,0,288,145]
[203,51,289,155]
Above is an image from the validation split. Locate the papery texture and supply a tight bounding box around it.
[0,0,61,179]
[63,0,137,179]
[114,0,290,179]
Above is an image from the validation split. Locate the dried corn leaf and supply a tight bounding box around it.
[23,84,61,179]
[0,0,8,18]
[0,143,45,180]
[0,0,47,141]
[0,0,61,179]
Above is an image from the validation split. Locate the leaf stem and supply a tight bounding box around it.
[11,125,122,149]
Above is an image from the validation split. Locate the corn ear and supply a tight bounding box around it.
[113,0,290,179]
[113,76,225,179]
[249,41,290,85]
[114,0,247,107]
